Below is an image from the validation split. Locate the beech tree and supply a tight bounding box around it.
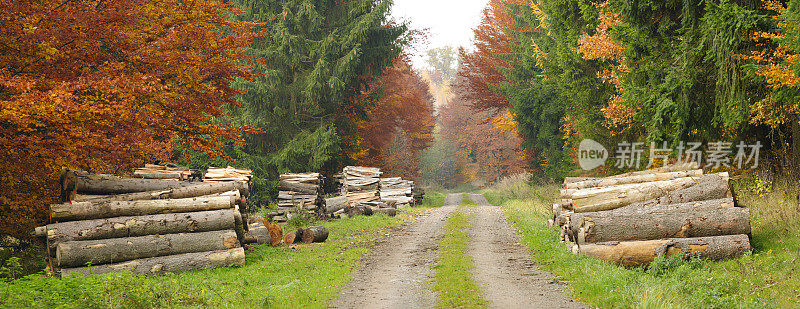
[0,0,258,237]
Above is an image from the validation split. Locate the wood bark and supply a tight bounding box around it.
[65,169,195,194]
[572,234,751,267]
[61,248,245,278]
[301,226,329,243]
[564,177,596,184]
[606,162,700,179]
[133,172,182,179]
[623,174,732,208]
[50,196,235,221]
[347,205,373,217]
[243,223,271,245]
[565,170,703,189]
[36,209,236,248]
[278,181,319,195]
[570,175,727,213]
[371,207,398,216]
[56,230,240,268]
[323,196,348,214]
[568,198,750,244]
[74,182,248,203]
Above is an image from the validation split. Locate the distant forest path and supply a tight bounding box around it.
[332,193,585,309]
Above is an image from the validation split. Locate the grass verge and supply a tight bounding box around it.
[0,212,417,308]
[432,210,487,309]
[422,191,447,207]
[482,181,800,308]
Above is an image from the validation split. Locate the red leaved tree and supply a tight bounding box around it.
[0,0,259,237]
[353,57,436,179]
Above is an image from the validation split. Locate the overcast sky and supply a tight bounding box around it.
[391,0,489,69]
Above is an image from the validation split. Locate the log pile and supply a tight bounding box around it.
[271,173,324,222]
[133,164,196,180]
[379,177,414,207]
[342,166,381,205]
[245,217,329,246]
[554,163,752,267]
[40,167,251,277]
[204,166,252,182]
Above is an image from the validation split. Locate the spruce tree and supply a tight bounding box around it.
[204,0,405,204]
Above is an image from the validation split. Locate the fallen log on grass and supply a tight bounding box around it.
[572,234,750,267]
[50,196,235,221]
[36,209,238,248]
[56,230,240,268]
[347,205,373,217]
[301,226,329,243]
[568,198,749,244]
[60,248,245,278]
[371,207,398,216]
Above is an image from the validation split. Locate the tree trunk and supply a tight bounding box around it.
[36,209,237,248]
[266,221,283,246]
[347,205,373,217]
[50,196,235,221]
[323,196,348,214]
[569,174,728,213]
[605,162,700,179]
[278,181,319,195]
[624,174,732,209]
[371,207,397,216]
[301,226,329,243]
[565,170,703,189]
[568,198,750,244]
[564,177,596,184]
[572,234,751,267]
[133,172,183,179]
[75,182,248,203]
[60,248,245,278]
[283,232,296,245]
[65,170,195,194]
[243,223,271,245]
[56,230,240,268]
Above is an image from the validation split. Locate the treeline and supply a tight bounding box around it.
[0,0,434,238]
[462,0,799,179]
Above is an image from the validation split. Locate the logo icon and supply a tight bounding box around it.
[579,139,608,170]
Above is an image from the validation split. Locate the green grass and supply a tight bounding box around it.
[432,210,487,309]
[482,180,800,308]
[422,191,447,207]
[0,213,416,308]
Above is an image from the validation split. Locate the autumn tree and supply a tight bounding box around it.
[438,76,529,183]
[195,0,407,204]
[353,57,436,179]
[426,46,458,85]
[0,0,258,237]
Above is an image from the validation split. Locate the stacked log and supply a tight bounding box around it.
[204,166,252,183]
[133,164,195,180]
[41,167,252,277]
[380,177,414,207]
[272,173,324,222]
[554,163,751,267]
[342,166,382,211]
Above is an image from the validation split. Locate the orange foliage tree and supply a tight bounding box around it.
[439,76,529,183]
[458,0,525,110]
[0,0,259,237]
[575,0,632,132]
[353,57,436,179]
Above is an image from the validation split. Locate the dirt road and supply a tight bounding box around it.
[332,193,584,309]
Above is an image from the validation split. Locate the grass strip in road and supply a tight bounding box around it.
[432,210,487,309]
[484,183,800,308]
[0,212,417,309]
